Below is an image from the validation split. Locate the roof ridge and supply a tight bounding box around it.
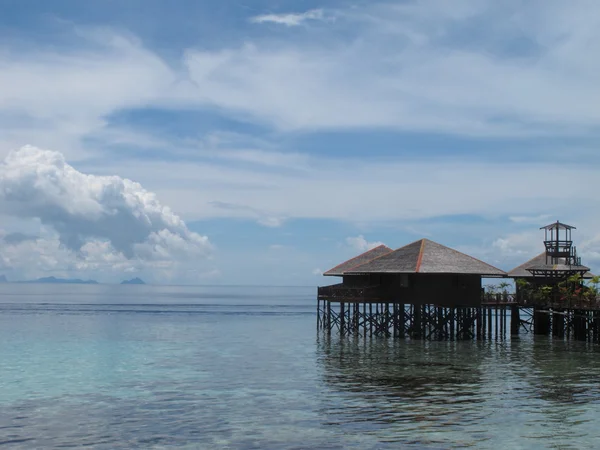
[415,239,426,273]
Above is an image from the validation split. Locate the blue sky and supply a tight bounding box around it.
[0,0,599,285]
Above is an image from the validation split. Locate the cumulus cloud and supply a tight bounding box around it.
[0,146,211,271]
[250,9,325,26]
[346,235,385,252]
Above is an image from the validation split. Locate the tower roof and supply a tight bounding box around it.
[346,239,506,276]
[323,244,393,276]
[540,221,576,230]
[507,252,594,278]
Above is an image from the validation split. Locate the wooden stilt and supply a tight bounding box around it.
[511,305,520,335]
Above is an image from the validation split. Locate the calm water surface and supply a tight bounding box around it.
[2,284,600,449]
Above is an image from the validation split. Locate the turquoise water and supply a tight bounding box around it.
[2,285,600,448]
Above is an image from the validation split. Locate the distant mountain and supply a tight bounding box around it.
[121,277,145,285]
[22,276,99,284]
[0,275,7,283]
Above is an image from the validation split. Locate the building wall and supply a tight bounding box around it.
[342,274,394,286]
[380,274,482,306]
[339,273,483,306]
[342,274,371,286]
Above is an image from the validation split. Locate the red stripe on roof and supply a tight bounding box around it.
[415,239,426,273]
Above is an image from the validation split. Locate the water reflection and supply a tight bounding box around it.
[315,335,489,448]
[316,334,600,448]
[317,335,483,397]
[525,337,600,406]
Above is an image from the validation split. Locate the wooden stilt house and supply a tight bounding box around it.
[319,239,506,307]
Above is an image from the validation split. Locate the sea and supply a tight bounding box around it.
[2,284,600,449]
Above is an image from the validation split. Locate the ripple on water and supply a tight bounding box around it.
[3,292,600,448]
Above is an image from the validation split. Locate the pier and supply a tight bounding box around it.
[317,221,599,342]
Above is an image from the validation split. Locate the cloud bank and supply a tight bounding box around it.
[0,146,211,278]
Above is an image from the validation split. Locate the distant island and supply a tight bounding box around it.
[121,277,146,285]
[20,276,99,284]
[0,274,147,285]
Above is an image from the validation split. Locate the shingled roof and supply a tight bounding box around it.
[323,244,393,276]
[508,252,594,279]
[346,239,505,276]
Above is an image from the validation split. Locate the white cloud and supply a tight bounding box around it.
[250,9,325,27]
[492,231,542,259]
[258,217,285,228]
[0,146,211,279]
[345,235,385,252]
[207,201,285,228]
[179,1,600,135]
[312,268,323,276]
[509,214,552,224]
[4,1,600,156]
[0,28,175,159]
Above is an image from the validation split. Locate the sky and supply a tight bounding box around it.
[0,0,599,285]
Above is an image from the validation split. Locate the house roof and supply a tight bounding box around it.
[323,244,393,276]
[345,239,506,276]
[508,252,594,279]
[541,221,575,230]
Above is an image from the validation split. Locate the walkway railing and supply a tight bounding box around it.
[483,292,600,310]
[317,284,386,302]
[481,293,517,305]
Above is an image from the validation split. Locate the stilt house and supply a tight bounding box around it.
[319,239,506,307]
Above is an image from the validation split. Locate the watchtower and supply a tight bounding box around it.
[526,221,588,278]
[542,221,580,265]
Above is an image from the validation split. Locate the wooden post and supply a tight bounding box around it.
[393,303,398,338]
[363,303,367,338]
[317,298,321,329]
[340,303,345,336]
[413,304,422,339]
[552,310,562,338]
[573,310,587,341]
[511,305,520,336]
[494,306,499,339]
[481,307,486,339]
[385,303,390,336]
[399,304,406,338]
